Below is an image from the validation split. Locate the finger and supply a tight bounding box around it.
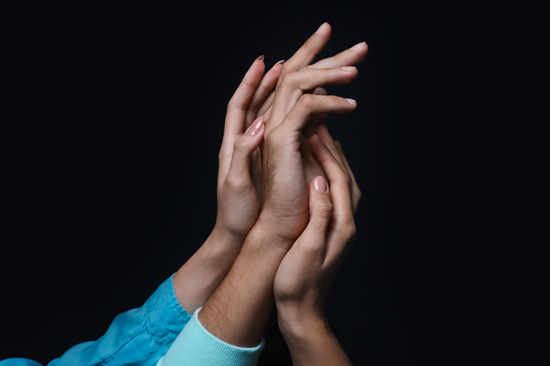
[313,87,328,96]
[273,94,357,137]
[301,134,327,183]
[224,116,265,190]
[310,134,356,264]
[268,67,358,131]
[310,41,368,69]
[219,57,265,181]
[259,85,326,130]
[309,134,353,223]
[294,175,332,261]
[335,140,361,214]
[245,61,284,129]
[256,91,275,119]
[315,125,347,172]
[280,22,332,76]
[224,56,266,139]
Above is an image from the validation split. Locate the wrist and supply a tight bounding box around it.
[209,224,246,253]
[277,307,327,340]
[254,211,300,249]
[198,221,293,347]
[277,309,351,366]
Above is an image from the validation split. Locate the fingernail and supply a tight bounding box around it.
[341,66,357,71]
[276,59,285,64]
[246,116,264,136]
[349,41,367,51]
[256,55,265,62]
[313,176,329,192]
[315,22,329,34]
[345,98,357,105]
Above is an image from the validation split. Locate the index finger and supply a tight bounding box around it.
[279,22,332,75]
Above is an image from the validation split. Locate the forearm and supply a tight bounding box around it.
[278,313,351,366]
[173,227,243,315]
[199,222,292,347]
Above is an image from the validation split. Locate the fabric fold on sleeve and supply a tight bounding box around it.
[47,274,191,366]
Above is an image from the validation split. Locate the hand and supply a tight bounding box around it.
[197,24,365,348]
[213,56,282,245]
[172,57,281,314]
[258,35,363,242]
[274,125,360,319]
[273,126,361,365]
[261,22,368,185]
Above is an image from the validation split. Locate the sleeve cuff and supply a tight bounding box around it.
[158,307,264,366]
[144,274,192,347]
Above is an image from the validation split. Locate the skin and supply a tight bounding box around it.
[274,126,361,366]
[172,55,283,315]
[198,22,368,360]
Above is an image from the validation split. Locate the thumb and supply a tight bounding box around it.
[225,116,264,186]
[303,176,333,246]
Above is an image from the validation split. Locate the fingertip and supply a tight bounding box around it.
[315,22,330,35]
[245,115,265,137]
[313,87,328,96]
[312,175,329,193]
[307,175,333,227]
[309,132,322,147]
[249,56,266,74]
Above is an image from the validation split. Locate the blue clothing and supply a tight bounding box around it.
[1,275,191,366]
[156,307,264,366]
[2,275,265,366]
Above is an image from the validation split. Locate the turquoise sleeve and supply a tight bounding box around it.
[47,274,192,366]
[0,359,43,366]
[156,307,264,366]
[1,274,191,366]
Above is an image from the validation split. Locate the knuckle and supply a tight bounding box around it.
[225,173,246,191]
[266,128,281,145]
[233,137,249,152]
[333,168,348,184]
[316,201,333,220]
[345,221,357,239]
[302,241,323,255]
[227,98,236,110]
[280,63,289,75]
[280,71,298,87]
[298,93,315,109]
[344,171,351,184]
[227,97,246,112]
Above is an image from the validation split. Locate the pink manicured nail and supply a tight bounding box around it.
[256,55,265,61]
[276,59,285,64]
[341,66,357,71]
[315,22,329,34]
[246,116,264,136]
[345,98,357,105]
[349,42,367,51]
[313,176,329,192]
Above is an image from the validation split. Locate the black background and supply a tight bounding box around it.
[0,2,499,365]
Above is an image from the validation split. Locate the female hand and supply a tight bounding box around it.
[173,57,282,314]
[213,56,282,246]
[273,126,361,365]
